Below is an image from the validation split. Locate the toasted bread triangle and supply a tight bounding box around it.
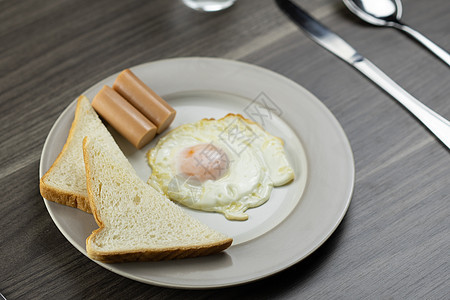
[40,95,119,213]
[83,137,232,263]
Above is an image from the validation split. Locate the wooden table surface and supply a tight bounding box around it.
[1,0,449,298]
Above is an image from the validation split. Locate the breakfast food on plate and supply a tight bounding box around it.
[83,136,233,263]
[113,69,176,134]
[147,114,295,221]
[40,95,127,213]
[41,94,230,262]
[91,69,176,149]
[92,85,157,149]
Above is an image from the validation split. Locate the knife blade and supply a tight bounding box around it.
[275,0,450,149]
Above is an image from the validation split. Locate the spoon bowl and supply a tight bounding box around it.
[343,0,402,26]
[343,0,450,66]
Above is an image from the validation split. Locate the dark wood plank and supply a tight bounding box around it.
[1,0,449,298]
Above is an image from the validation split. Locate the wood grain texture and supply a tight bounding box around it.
[1,0,449,299]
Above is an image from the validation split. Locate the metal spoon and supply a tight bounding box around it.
[343,0,450,66]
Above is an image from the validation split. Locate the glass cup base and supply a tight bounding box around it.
[182,0,236,12]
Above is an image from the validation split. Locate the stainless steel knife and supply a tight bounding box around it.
[275,0,450,149]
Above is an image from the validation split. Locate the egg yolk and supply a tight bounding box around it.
[178,143,229,182]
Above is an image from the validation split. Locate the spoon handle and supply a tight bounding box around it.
[353,58,450,148]
[394,23,450,67]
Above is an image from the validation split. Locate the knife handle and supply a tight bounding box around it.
[352,58,450,149]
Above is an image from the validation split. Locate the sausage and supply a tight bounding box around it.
[92,85,157,149]
[113,69,176,134]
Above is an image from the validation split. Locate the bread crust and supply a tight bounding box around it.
[39,96,91,213]
[82,137,232,263]
[86,234,232,263]
[39,183,91,213]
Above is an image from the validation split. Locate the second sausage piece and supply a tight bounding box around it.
[113,69,176,134]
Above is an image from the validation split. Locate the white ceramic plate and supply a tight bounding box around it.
[39,57,354,289]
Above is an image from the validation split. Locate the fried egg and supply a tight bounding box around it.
[147,114,294,221]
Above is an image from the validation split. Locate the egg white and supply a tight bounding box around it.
[147,114,294,221]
